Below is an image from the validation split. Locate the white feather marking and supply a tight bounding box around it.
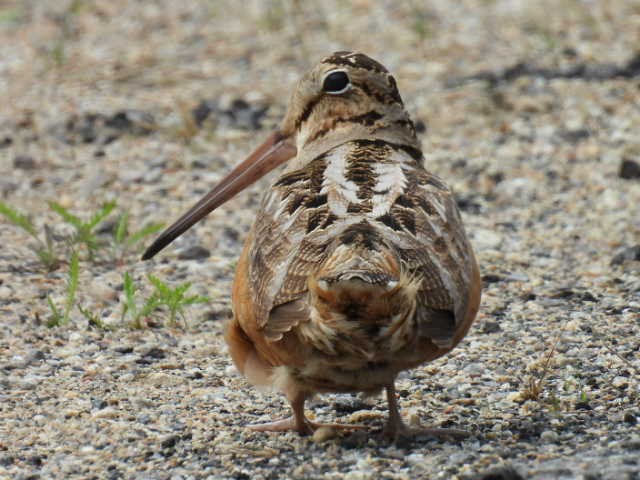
[321,145,359,216]
[430,196,447,221]
[371,162,406,217]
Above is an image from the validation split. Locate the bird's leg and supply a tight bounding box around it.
[384,382,469,443]
[247,392,314,434]
[248,392,367,435]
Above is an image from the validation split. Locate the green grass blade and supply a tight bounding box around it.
[78,304,106,329]
[147,274,171,298]
[33,247,59,272]
[140,295,160,318]
[47,295,62,327]
[0,201,37,237]
[62,251,80,323]
[123,272,138,319]
[182,295,210,305]
[114,212,129,245]
[87,201,117,230]
[48,202,83,229]
[126,222,164,247]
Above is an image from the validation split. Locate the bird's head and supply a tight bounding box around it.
[142,51,418,260]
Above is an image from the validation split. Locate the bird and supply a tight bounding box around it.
[143,51,481,441]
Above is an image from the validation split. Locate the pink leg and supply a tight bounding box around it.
[384,383,469,442]
[248,392,367,436]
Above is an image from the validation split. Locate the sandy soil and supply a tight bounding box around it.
[1,1,639,479]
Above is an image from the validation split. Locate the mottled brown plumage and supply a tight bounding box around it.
[144,51,481,441]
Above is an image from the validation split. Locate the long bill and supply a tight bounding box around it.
[142,131,296,260]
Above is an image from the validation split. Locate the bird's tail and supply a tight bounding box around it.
[309,243,420,327]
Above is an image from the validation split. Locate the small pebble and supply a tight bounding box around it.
[540,430,559,442]
[13,154,37,170]
[312,426,337,443]
[0,286,12,300]
[611,245,640,265]
[619,158,640,179]
[178,245,211,260]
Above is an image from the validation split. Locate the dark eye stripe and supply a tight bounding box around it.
[295,95,322,129]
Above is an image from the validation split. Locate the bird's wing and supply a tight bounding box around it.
[377,166,477,348]
[247,154,332,338]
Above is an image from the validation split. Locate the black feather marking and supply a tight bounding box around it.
[305,193,328,209]
[307,210,322,233]
[376,213,403,232]
[340,221,382,250]
[391,207,416,234]
[350,110,383,126]
[433,237,448,253]
[353,139,422,163]
[359,82,391,104]
[386,75,404,104]
[395,194,414,208]
[346,202,373,213]
[322,52,389,73]
[416,196,437,216]
[286,193,307,214]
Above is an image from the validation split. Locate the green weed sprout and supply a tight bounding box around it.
[147,275,210,326]
[121,272,161,329]
[48,201,116,260]
[47,251,79,327]
[0,201,60,271]
[112,211,164,262]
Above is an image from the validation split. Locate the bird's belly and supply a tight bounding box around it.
[288,358,399,394]
[281,335,434,394]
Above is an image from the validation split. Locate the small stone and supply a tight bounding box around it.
[142,347,166,359]
[13,154,37,170]
[27,349,45,364]
[408,409,421,427]
[92,407,119,419]
[540,430,559,442]
[619,158,640,179]
[560,128,590,143]
[482,321,502,334]
[575,400,592,411]
[161,434,180,449]
[406,452,427,466]
[612,376,629,388]
[0,285,12,300]
[623,412,637,425]
[145,372,181,387]
[191,158,209,169]
[506,391,524,403]
[177,245,211,260]
[192,100,216,126]
[611,245,640,265]
[114,345,134,354]
[90,279,118,303]
[91,398,108,410]
[312,426,337,443]
[474,465,524,480]
[344,471,370,480]
[482,273,503,283]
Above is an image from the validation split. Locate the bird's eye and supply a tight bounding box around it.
[322,70,351,94]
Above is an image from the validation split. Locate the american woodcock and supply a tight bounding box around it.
[143,51,481,441]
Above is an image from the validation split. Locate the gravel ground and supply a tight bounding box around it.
[1,1,639,479]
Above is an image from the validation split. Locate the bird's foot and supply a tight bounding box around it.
[248,416,367,436]
[384,420,470,445]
